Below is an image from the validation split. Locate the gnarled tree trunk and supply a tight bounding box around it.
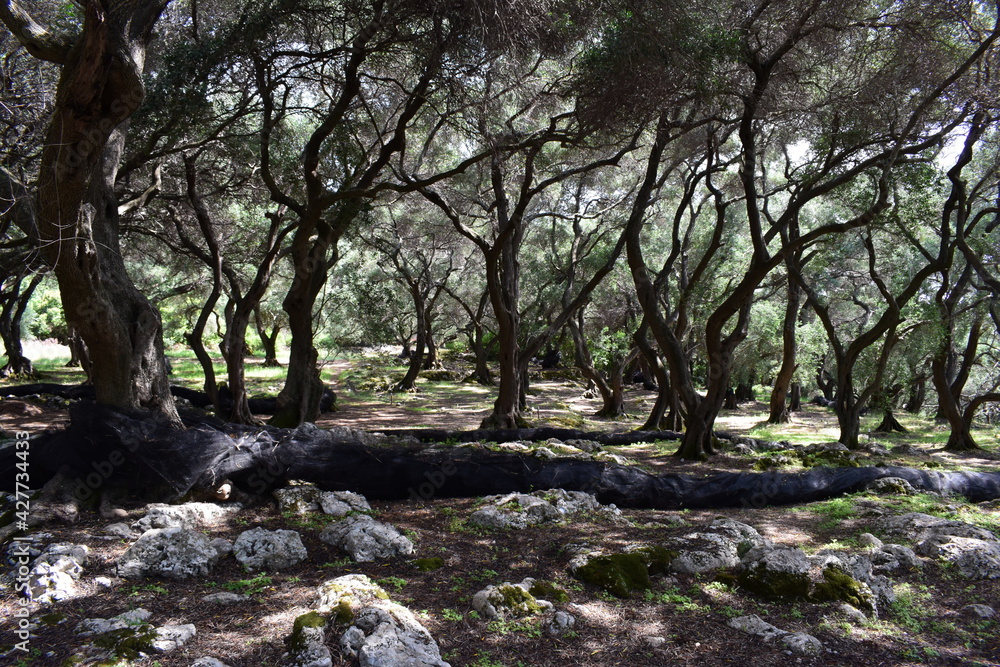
[28,0,177,420]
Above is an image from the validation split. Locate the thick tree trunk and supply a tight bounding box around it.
[396,284,426,391]
[835,376,864,449]
[816,366,835,401]
[31,0,176,421]
[482,243,525,428]
[768,276,801,423]
[905,373,927,414]
[568,317,625,418]
[254,308,281,367]
[270,212,339,427]
[874,408,908,433]
[789,382,802,412]
[0,274,41,377]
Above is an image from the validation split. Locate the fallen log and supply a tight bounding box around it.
[3,403,999,509]
[0,383,335,416]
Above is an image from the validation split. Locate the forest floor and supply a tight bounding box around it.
[1,344,1000,666]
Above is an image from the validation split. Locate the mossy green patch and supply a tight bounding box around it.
[629,545,678,575]
[737,566,810,599]
[492,585,545,617]
[528,580,570,603]
[91,625,159,660]
[573,554,651,598]
[811,567,876,614]
[38,612,67,626]
[287,611,329,650]
[414,557,445,571]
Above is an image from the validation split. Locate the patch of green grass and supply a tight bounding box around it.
[442,608,464,622]
[486,618,542,637]
[128,583,169,596]
[377,576,408,592]
[223,573,273,596]
[809,495,860,530]
[889,583,934,633]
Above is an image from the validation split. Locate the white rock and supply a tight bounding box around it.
[132,502,241,532]
[546,611,576,636]
[319,515,412,562]
[233,528,308,571]
[782,632,823,655]
[118,528,224,579]
[202,592,248,605]
[960,604,996,619]
[191,658,232,667]
[727,615,787,642]
[152,624,196,652]
[75,608,152,636]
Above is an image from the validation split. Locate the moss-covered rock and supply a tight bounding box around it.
[528,580,570,603]
[627,545,678,575]
[286,611,329,651]
[572,553,652,598]
[811,567,876,615]
[413,557,445,572]
[91,625,159,660]
[472,580,551,620]
[737,547,812,599]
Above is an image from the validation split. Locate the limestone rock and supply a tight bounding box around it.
[118,528,224,579]
[152,624,196,652]
[471,578,554,621]
[865,477,917,495]
[202,592,249,605]
[319,490,371,517]
[275,483,324,514]
[283,611,332,667]
[669,518,771,575]
[191,658,232,667]
[727,614,788,642]
[469,489,617,531]
[546,611,576,636]
[782,632,823,655]
[960,604,996,619]
[319,515,413,562]
[233,528,308,572]
[75,609,153,637]
[312,575,449,667]
[132,502,241,532]
[914,534,1000,579]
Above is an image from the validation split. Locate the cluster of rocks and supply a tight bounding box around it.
[285,574,450,667]
[471,576,576,637]
[568,517,915,621]
[484,437,630,466]
[68,607,200,663]
[6,538,92,603]
[878,512,1000,579]
[470,489,621,530]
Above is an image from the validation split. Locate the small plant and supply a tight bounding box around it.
[223,573,273,596]
[128,583,169,596]
[377,576,408,592]
[442,608,464,622]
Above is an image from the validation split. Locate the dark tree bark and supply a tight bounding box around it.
[3,0,178,419]
[768,268,802,423]
[904,369,928,414]
[254,307,282,367]
[789,382,802,412]
[0,273,40,377]
[874,407,908,433]
[568,311,630,419]
[180,154,224,412]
